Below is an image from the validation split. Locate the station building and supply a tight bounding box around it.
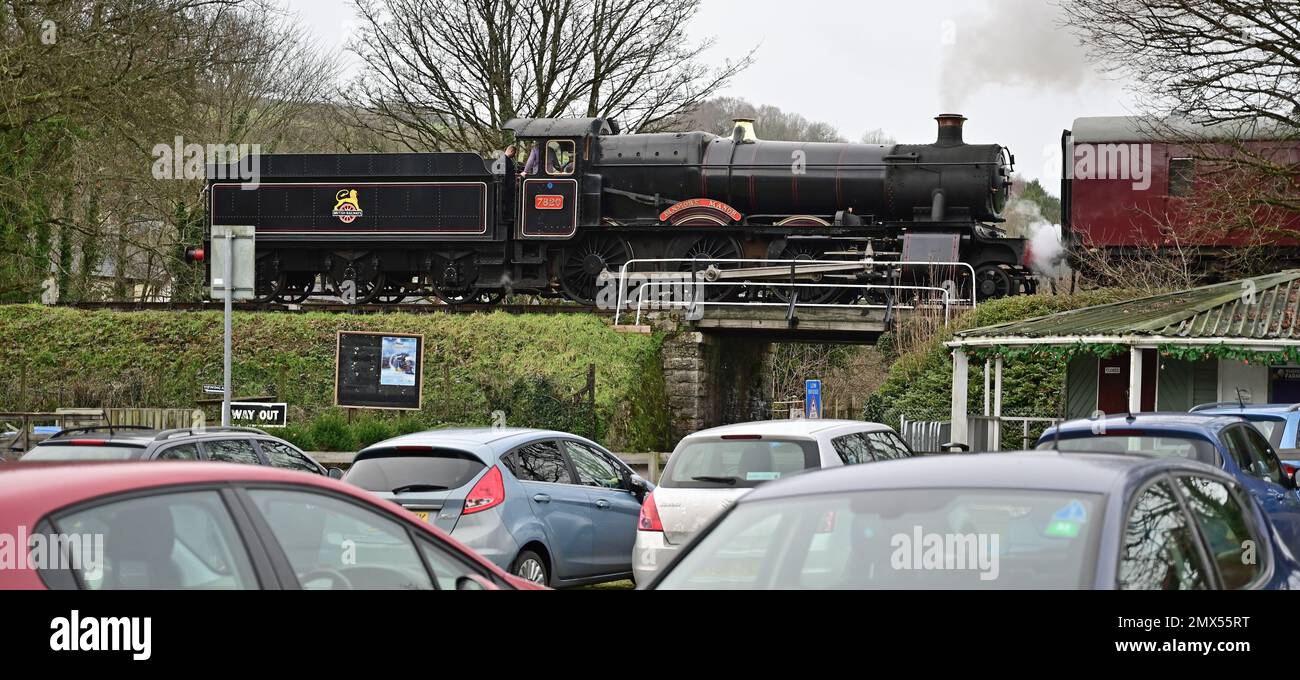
[946,271,1300,450]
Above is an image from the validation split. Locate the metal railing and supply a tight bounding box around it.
[612,257,978,325]
[899,416,952,453]
[902,415,1062,454]
[630,280,954,326]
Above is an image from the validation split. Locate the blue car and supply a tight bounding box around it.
[1038,413,1300,555]
[647,451,1300,590]
[343,428,653,587]
[1192,402,1300,472]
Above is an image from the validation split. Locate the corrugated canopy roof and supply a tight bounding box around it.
[956,271,1300,343]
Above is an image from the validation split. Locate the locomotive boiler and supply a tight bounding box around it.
[206,113,1033,305]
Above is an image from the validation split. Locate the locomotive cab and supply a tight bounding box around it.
[504,117,614,240]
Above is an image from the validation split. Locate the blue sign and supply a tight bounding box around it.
[805,379,822,419]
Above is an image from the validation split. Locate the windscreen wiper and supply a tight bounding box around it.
[391,484,449,494]
[691,476,740,485]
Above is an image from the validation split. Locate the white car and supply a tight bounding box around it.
[632,419,914,585]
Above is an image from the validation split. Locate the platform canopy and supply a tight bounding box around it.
[945,271,1300,448]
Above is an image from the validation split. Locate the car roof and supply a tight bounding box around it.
[35,427,282,447]
[738,451,1225,503]
[682,419,891,440]
[1047,412,1244,437]
[361,427,590,452]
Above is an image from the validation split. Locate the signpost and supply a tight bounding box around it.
[805,379,822,419]
[209,225,256,426]
[229,402,288,428]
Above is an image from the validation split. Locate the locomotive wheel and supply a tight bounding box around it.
[560,235,632,305]
[275,274,316,304]
[376,283,407,304]
[768,244,843,305]
[974,265,1014,300]
[253,272,285,304]
[676,235,743,302]
[329,271,386,304]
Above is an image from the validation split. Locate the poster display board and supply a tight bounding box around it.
[335,331,424,410]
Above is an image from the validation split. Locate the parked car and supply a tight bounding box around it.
[1037,413,1300,554]
[633,419,914,585]
[20,425,333,476]
[645,451,1300,590]
[1192,402,1300,473]
[343,428,651,587]
[0,461,540,590]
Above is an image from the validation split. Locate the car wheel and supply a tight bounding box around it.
[511,550,549,586]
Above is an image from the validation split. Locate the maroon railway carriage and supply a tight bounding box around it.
[1062,115,1300,272]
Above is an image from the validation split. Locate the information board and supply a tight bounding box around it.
[335,331,424,410]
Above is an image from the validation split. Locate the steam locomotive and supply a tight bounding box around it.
[206,113,1032,305]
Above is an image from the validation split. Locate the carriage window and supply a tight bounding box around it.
[545,140,575,175]
[1169,158,1195,197]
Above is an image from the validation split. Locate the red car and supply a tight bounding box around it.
[0,462,543,590]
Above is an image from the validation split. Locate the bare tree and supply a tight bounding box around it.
[346,0,753,152]
[1062,0,1299,215]
[673,97,847,142]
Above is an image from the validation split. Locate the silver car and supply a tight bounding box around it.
[632,419,913,584]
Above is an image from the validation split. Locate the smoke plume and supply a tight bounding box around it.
[939,0,1095,110]
[1005,198,1068,278]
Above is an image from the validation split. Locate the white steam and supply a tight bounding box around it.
[1005,199,1068,278]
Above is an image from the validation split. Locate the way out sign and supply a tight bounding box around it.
[805,380,822,419]
[229,402,287,428]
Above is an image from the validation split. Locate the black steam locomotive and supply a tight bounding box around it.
[206,114,1031,305]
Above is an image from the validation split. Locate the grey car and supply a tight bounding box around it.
[21,425,330,475]
[646,451,1300,590]
[343,428,652,587]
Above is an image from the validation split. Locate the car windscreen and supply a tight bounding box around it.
[1036,433,1217,464]
[344,448,486,493]
[655,489,1104,590]
[660,438,819,489]
[23,444,146,461]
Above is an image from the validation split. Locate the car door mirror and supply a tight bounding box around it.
[327,467,344,480]
[628,476,649,499]
[456,574,498,591]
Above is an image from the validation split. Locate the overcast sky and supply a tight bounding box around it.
[281,0,1139,187]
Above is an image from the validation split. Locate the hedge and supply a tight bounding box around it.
[0,305,669,452]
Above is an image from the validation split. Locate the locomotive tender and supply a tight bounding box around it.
[207,113,1032,305]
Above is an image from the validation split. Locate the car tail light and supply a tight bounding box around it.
[1284,462,1298,476]
[721,434,762,440]
[638,491,663,532]
[68,439,107,446]
[464,466,505,515]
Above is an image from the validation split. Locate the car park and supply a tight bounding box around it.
[1191,402,1300,473]
[20,425,332,476]
[343,427,651,587]
[633,419,914,585]
[1036,413,1300,554]
[644,451,1300,590]
[0,461,540,590]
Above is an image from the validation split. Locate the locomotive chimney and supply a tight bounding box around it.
[935,113,967,147]
[731,118,758,144]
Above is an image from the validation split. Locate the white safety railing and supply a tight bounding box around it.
[612,257,977,325]
[629,281,954,326]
